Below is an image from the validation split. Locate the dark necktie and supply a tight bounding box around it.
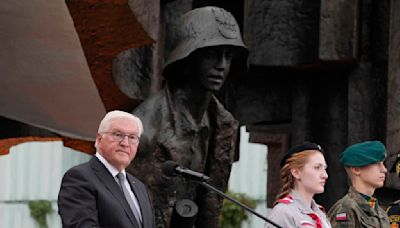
[308,213,322,228]
[117,172,142,227]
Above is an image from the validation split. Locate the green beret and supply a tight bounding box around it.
[340,140,386,167]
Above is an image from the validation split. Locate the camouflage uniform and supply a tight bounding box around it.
[328,187,389,228]
[266,190,331,228]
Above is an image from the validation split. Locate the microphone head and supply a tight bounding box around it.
[162,160,179,177]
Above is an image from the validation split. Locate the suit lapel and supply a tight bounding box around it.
[90,157,140,228]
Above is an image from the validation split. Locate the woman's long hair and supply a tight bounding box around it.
[274,150,320,205]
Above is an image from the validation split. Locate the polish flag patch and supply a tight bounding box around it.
[335,212,347,221]
[300,220,314,227]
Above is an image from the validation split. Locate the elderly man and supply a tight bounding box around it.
[58,110,155,228]
[328,140,390,227]
[128,6,248,228]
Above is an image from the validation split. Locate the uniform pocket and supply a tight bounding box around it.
[360,216,380,228]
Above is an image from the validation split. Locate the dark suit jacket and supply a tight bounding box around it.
[58,156,155,228]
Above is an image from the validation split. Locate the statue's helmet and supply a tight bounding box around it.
[164,6,248,74]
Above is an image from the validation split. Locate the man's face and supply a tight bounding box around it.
[358,161,387,188]
[97,117,140,171]
[192,45,237,91]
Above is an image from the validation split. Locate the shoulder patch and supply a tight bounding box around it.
[335,212,347,221]
[278,195,293,204]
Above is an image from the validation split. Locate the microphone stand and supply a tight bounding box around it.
[194,179,283,228]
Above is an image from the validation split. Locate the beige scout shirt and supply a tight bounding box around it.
[266,190,331,228]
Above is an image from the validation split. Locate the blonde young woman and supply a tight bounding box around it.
[265,142,331,228]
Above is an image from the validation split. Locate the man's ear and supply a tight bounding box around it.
[96,133,103,144]
[350,166,361,176]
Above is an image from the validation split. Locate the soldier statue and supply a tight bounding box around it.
[127,6,248,228]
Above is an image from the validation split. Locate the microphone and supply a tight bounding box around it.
[162,160,210,182]
[161,160,282,227]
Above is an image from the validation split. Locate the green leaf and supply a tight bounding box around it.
[219,191,257,228]
[28,200,53,228]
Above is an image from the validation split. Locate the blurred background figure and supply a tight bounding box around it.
[387,152,400,227]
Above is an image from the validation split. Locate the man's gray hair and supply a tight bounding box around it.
[94,110,143,149]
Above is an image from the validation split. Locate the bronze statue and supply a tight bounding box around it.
[127,6,248,227]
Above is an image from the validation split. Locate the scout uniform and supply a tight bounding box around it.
[266,190,331,228]
[328,140,390,227]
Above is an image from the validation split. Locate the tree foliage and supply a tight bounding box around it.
[219,191,257,228]
[28,200,52,228]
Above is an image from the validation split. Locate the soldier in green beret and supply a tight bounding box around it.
[328,140,390,227]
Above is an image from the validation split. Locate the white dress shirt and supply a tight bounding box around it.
[95,152,143,220]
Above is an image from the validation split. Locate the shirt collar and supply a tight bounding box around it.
[291,190,320,213]
[166,85,210,133]
[95,152,126,178]
[359,192,378,209]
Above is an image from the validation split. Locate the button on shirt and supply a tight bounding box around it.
[95,152,142,220]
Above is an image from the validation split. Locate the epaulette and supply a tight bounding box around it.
[318,204,326,213]
[391,199,400,206]
[278,195,293,204]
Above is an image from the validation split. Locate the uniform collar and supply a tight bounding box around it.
[290,190,330,227]
[166,84,210,133]
[348,187,379,213]
[359,192,378,209]
[290,190,320,214]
